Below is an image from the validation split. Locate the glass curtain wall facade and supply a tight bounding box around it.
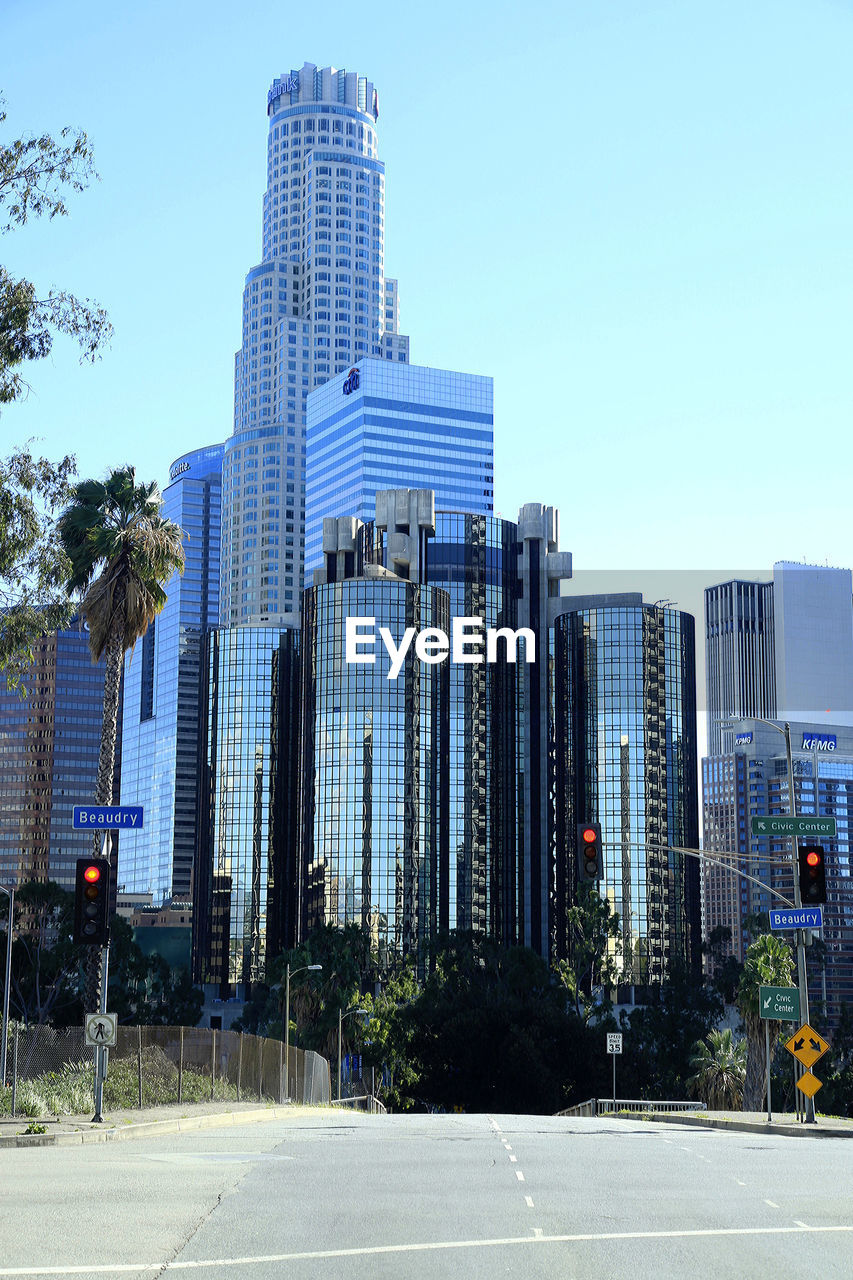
[703,722,853,1025]
[304,361,494,581]
[194,627,300,994]
[300,578,449,967]
[223,62,410,628]
[554,603,701,986]
[0,624,115,891]
[119,444,223,903]
[424,512,517,938]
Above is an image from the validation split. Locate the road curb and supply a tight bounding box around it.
[0,1106,294,1149]
[619,1111,853,1139]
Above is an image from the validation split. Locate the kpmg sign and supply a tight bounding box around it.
[342,367,360,396]
[268,75,299,107]
[735,732,753,746]
[803,733,837,752]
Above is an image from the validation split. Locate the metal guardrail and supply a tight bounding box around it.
[329,1094,387,1114]
[557,1098,704,1117]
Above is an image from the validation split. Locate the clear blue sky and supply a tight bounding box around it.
[3,0,852,578]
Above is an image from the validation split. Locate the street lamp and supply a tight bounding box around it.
[0,885,13,1088]
[279,963,322,1102]
[338,1006,369,1102]
[731,716,816,1123]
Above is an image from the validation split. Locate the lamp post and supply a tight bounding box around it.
[731,717,815,1123]
[1,885,13,1088]
[281,963,321,1103]
[337,1006,369,1102]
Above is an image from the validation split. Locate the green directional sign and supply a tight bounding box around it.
[759,986,801,1022]
[751,816,836,838]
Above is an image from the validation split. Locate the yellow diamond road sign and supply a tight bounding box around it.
[784,1023,830,1070]
[796,1070,823,1099]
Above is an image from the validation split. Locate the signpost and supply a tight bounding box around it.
[759,986,800,1022]
[785,1022,830,1108]
[769,907,823,932]
[758,986,800,1123]
[607,1033,622,1110]
[72,805,144,830]
[751,816,836,839]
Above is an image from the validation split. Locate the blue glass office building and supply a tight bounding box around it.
[194,626,300,992]
[553,598,701,984]
[119,444,223,904]
[304,360,494,582]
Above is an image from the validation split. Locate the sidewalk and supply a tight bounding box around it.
[626,1108,853,1139]
[0,1100,308,1148]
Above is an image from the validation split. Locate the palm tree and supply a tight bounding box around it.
[687,1027,747,1110]
[736,933,795,1112]
[57,467,184,1009]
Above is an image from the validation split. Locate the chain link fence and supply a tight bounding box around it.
[0,1023,331,1118]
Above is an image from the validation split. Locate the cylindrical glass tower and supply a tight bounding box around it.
[300,578,449,966]
[553,603,700,987]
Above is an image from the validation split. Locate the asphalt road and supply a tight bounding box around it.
[0,1111,851,1278]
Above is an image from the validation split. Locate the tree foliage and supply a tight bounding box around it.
[0,96,112,406]
[557,882,622,1020]
[736,933,794,1112]
[1,881,203,1029]
[687,1027,747,1110]
[0,444,76,688]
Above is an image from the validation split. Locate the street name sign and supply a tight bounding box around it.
[769,907,823,931]
[784,1023,830,1070]
[606,1033,623,1055]
[73,805,144,830]
[759,986,800,1022]
[84,1013,117,1047]
[751,816,836,838]
[795,1071,823,1099]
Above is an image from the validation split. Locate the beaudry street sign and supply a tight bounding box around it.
[751,815,836,838]
[759,986,801,1022]
[73,805,143,830]
[769,907,823,931]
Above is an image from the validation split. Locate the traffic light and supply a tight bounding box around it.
[798,845,827,906]
[577,822,603,882]
[73,857,111,946]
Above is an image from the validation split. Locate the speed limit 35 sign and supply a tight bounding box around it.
[606,1033,623,1055]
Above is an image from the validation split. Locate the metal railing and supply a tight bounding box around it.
[557,1098,704,1117]
[329,1094,387,1114]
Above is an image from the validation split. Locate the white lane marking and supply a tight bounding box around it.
[794,1221,810,1228]
[3,1227,853,1273]
[516,1170,525,1181]
[533,1228,543,1239]
[503,1143,513,1151]
[525,1196,535,1209]
[736,1181,746,1187]
[765,1200,779,1209]
[509,1155,517,1163]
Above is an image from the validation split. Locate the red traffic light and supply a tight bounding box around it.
[83,864,101,883]
[806,851,821,868]
[581,827,597,844]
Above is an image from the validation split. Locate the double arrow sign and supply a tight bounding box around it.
[784,1022,831,1099]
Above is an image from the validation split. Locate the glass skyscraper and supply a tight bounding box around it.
[424,512,517,938]
[554,597,701,984]
[119,444,223,903]
[300,574,448,966]
[222,62,410,628]
[304,360,494,582]
[194,627,300,993]
[0,622,116,892]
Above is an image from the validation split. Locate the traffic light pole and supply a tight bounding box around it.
[91,940,110,1123]
[783,722,815,1123]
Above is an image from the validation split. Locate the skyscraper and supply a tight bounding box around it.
[0,622,117,892]
[119,444,223,903]
[304,360,494,582]
[554,595,701,984]
[221,63,409,628]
